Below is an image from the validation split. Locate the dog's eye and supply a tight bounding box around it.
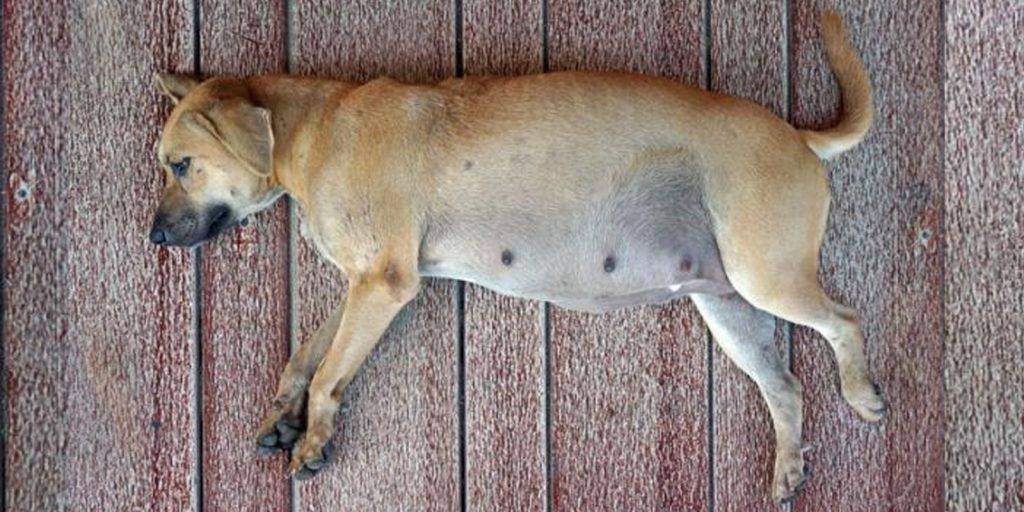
[170,157,191,178]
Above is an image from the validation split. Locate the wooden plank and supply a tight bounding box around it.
[289,1,460,509]
[790,2,944,510]
[3,1,197,509]
[463,1,544,76]
[545,2,709,509]
[944,2,1024,509]
[197,2,292,510]
[461,2,547,511]
[708,1,788,510]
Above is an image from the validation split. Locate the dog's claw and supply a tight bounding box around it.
[843,381,888,423]
[277,423,301,445]
[289,438,333,481]
[305,457,326,471]
[256,398,306,454]
[257,444,278,457]
[772,452,810,503]
[293,466,317,481]
[258,433,279,448]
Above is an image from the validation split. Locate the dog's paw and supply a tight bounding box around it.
[256,397,305,454]
[843,382,887,423]
[772,451,810,504]
[289,433,334,481]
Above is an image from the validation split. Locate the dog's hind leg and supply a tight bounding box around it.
[728,266,886,423]
[708,159,885,423]
[691,293,807,502]
[256,303,342,453]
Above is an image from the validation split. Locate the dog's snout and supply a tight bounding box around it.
[149,226,168,245]
[149,213,172,245]
[149,210,184,246]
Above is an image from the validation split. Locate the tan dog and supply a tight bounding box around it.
[150,11,882,502]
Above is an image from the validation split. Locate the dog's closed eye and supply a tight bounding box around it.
[171,157,191,178]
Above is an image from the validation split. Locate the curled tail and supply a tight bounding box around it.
[800,10,874,159]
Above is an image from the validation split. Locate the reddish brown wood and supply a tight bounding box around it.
[463,1,545,77]
[461,2,547,510]
[944,2,1024,509]
[790,2,944,510]
[3,1,197,509]
[545,2,709,509]
[197,2,292,510]
[547,1,705,84]
[7,1,1021,510]
[708,1,788,510]
[289,1,460,509]
[711,0,787,112]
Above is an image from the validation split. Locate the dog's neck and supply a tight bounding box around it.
[246,77,356,209]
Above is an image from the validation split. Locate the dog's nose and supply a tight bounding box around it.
[149,226,168,245]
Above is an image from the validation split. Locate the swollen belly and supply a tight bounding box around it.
[421,244,732,313]
[421,147,735,312]
[419,210,734,313]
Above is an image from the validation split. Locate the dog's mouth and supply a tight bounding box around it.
[187,204,246,247]
[203,205,235,242]
[150,203,242,248]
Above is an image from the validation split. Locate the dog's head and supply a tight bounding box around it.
[149,73,281,247]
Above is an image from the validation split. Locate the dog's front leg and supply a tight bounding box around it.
[256,302,343,453]
[691,293,807,503]
[289,263,420,478]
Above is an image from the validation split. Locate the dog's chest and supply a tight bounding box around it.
[297,211,341,268]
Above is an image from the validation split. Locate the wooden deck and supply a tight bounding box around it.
[2,1,1021,510]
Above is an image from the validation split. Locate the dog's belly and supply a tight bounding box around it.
[420,147,734,312]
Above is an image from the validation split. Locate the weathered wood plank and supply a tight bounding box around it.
[708,1,788,510]
[461,2,547,511]
[545,2,709,509]
[944,1,1024,509]
[197,2,291,510]
[289,1,460,509]
[790,2,944,510]
[463,1,544,76]
[3,1,197,509]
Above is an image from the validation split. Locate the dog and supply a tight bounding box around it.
[149,10,883,502]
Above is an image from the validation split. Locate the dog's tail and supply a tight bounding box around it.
[799,10,873,160]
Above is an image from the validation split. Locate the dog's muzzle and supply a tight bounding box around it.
[149,203,236,247]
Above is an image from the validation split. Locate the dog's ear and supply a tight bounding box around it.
[154,73,200,104]
[184,100,274,178]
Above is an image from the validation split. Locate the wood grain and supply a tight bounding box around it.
[289,1,460,510]
[708,1,788,510]
[944,2,1024,509]
[544,2,710,509]
[790,2,944,510]
[3,1,197,509]
[7,1,1023,510]
[197,1,292,510]
[463,1,544,77]
[460,2,547,511]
